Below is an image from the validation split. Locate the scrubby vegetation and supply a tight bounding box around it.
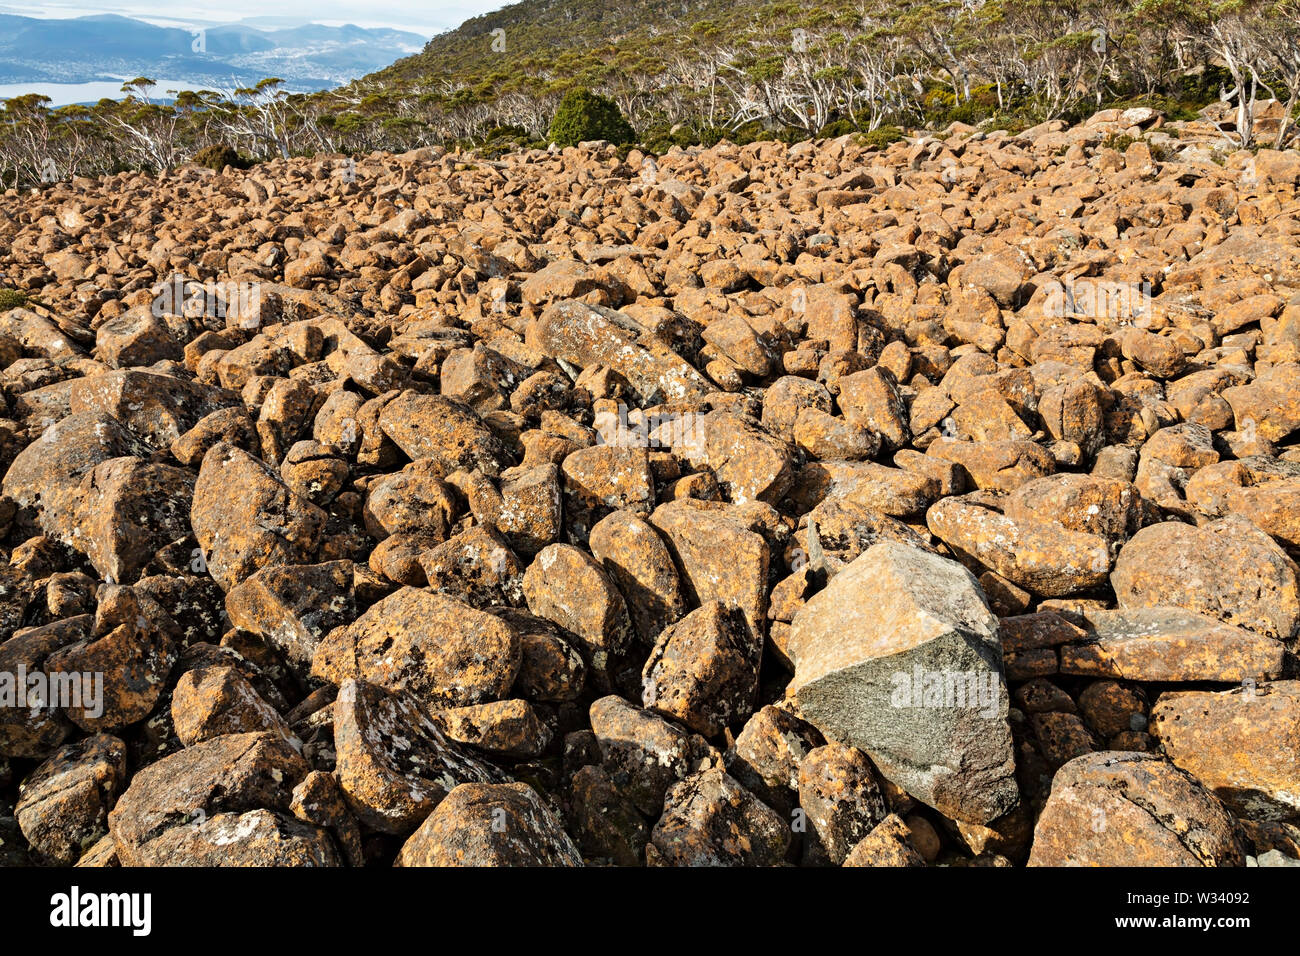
[2,0,1298,186]
[0,288,30,309]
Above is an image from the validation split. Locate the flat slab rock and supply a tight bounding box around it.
[1060,607,1289,682]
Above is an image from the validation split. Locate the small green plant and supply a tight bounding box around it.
[192,144,244,171]
[548,89,635,148]
[477,124,544,158]
[856,125,906,151]
[0,288,29,310]
[1149,141,1177,162]
[1101,133,1138,153]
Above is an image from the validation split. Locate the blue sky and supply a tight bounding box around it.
[0,0,505,34]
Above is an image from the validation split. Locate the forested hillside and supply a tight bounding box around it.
[2,0,1298,186]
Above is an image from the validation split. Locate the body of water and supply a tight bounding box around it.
[0,78,319,107]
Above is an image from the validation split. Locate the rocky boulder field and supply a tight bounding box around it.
[1,106,1299,867]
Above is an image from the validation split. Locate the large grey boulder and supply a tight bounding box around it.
[787,541,1018,823]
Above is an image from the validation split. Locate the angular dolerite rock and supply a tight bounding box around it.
[797,742,888,864]
[433,699,552,758]
[588,509,686,646]
[0,616,86,757]
[700,411,797,504]
[419,524,526,607]
[377,391,511,477]
[649,768,790,866]
[68,370,236,449]
[786,542,1018,824]
[72,456,195,583]
[396,782,582,866]
[2,411,149,539]
[108,731,314,865]
[527,300,710,404]
[171,665,296,747]
[46,585,178,731]
[927,494,1111,598]
[124,808,340,866]
[1028,752,1245,866]
[649,499,770,640]
[727,705,824,814]
[565,764,649,866]
[332,680,503,834]
[838,367,910,450]
[589,695,718,817]
[561,444,655,539]
[842,814,926,867]
[363,464,458,540]
[803,497,934,572]
[788,460,936,517]
[1111,515,1300,643]
[224,560,355,682]
[1150,682,1300,823]
[642,600,760,737]
[927,438,1055,492]
[191,442,326,591]
[312,587,520,707]
[473,464,563,556]
[1002,473,1142,546]
[16,733,127,865]
[494,608,586,702]
[290,769,364,866]
[522,544,634,691]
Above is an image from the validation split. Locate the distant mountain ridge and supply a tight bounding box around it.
[0,13,426,89]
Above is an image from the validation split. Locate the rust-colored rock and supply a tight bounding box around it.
[396,782,582,867]
[1028,752,1245,867]
[190,441,326,591]
[1111,516,1300,642]
[649,768,790,867]
[312,587,521,707]
[641,601,761,737]
[1150,682,1300,823]
[331,680,504,835]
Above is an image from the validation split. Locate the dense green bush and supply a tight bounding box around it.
[637,125,683,153]
[192,144,244,171]
[547,89,635,147]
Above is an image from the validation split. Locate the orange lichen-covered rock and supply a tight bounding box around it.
[1028,752,1245,867]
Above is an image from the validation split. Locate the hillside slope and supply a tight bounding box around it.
[1,1,1295,186]
[344,0,1296,152]
[2,112,1300,867]
[377,0,733,85]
